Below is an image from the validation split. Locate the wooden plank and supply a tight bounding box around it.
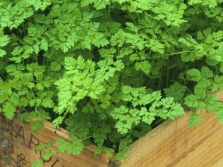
[0,115,109,167]
[117,91,223,167]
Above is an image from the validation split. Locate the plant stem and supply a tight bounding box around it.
[166,59,169,88]
[147,51,191,60]
[140,71,143,86]
[158,68,163,89]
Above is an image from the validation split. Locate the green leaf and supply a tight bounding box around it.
[31,120,44,133]
[16,113,27,122]
[178,34,197,47]
[53,116,64,126]
[42,150,57,161]
[31,159,43,167]
[118,135,132,152]
[0,49,6,57]
[126,22,139,33]
[56,138,70,153]
[110,29,126,47]
[36,83,44,90]
[41,98,54,108]
[116,139,130,161]
[64,57,77,70]
[135,61,151,74]
[76,56,86,69]
[122,85,132,94]
[0,34,10,47]
[103,147,115,157]
[200,66,213,78]
[194,86,206,99]
[40,38,48,51]
[57,138,85,155]
[186,69,201,81]
[164,82,187,101]
[94,146,103,155]
[6,64,24,77]
[35,144,46,151]
[185,94,199,108]
[170,103,185,119]
[29,99,36,107]
[146,39,164,54]
[50,61,62,71]
[23,112,38,122]
[3,102,15,119]
[35,141,54,151]
[46,141,54,148]
[188,113,202,127]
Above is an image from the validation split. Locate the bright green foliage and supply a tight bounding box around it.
[31,159,43,167]
[1,0,223,165]
[0,28,10,57]
[56,136,85,155]
[31,120,44,133]
[164,82,187,102]
[35,141,54,151]
[42,150,57,161]
[188,113,202,127]
[34,141,56,165]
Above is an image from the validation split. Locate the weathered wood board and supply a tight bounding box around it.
[115,91,223,167]
[0,115,109,167]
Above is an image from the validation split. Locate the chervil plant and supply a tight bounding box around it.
[1,0,223,165]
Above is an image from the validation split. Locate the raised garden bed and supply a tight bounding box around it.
[1,91,223,167]
[1,1,223,167]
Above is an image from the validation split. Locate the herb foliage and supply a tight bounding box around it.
[1,0,223,165]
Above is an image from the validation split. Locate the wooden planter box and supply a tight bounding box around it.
[1,92,223,167]
[0,115,110,167]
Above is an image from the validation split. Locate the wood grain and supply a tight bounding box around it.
[0,115,109,167]
[116,91,223,167]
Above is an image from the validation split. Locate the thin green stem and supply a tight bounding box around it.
[166,60,169,88]
[214,64,220,75]
[158,68,163,89]
[81,136,92,141]
[108,4,111,13]
[140,71,143,87]
[186,87,193,94]
[147,50,191,60]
